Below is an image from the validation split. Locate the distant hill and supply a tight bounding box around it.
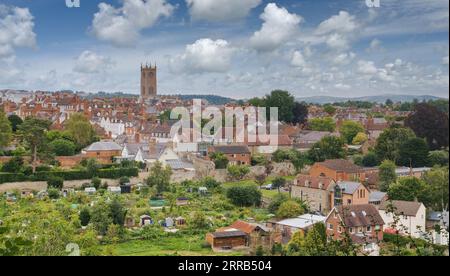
[175,94,236,105]
[296,94,445,104]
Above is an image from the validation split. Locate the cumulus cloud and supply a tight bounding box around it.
[169,38,234,74]
[91,0,174,47]
[73,51,114,74]
[186,0,261,22]
[291,51,307,68]
[250,3,302,52]
[357,60,378,75]
[442,56,449,65]
[332,52,355,66]
[314,11,359,51]
[0,5,36,59]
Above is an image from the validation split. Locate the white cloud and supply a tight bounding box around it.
[186,0,261,22]
[73,51,114,74]
[442,56,449,65]
[0,5,36,59]
[291,51,306,68]
[332,52,355,66]
[91,0,174,47]
[315,11,358,35]
[357,60,378,75]
[169,38,234,74]
[250,3,302,52]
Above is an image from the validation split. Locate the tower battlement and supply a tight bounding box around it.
[140,62,157,101]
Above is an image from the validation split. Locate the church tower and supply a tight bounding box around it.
[141,63,157,101]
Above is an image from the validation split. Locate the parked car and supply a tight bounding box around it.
[262,184,274,190]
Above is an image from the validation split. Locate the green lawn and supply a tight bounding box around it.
[108,236,244,256]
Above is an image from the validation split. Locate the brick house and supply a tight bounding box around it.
[291,174,336,214]
[209,145,251,165]
[82,141,122,163]
[333,181,370,209]
[309,159,366,182]
[325,204,385,253]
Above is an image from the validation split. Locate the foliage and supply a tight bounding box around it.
[146,161,172,194]
[268,193,289,214]
[64,113,98,150]
[209,152,229,169]
[7,114,23,132]
[388,177,430,204]
[91,177,102,190]
[251,154,268,166]
[1,157,24,173]
[227,164,250,181]
[405,103,449,150]
[276,200,304,218]
[291,102,309,125]
[47,188,60,199]
[374,126,416,163]
[189,211,210,230]
[0,111,13,148]
[91,201,113,236]
[226,185,262,207]
[49,139,76,156]
[340,120,365,144]
[79,207,91,227]
[308,117,336,132]
[109,198,127,226]
[200,177,221,190]
[361,152,380,167]
[398,138,430,167]
[264,90,295,123]
[47,176,64,190]
[323,104,336,116]
[119,176,130,186]
[272,149,310,171]
[308,136,347,162]
[422,167,449,210]
[378,160,397,192]
[272,177,286,193]
[352,132,368,145]
[428,150,449,167]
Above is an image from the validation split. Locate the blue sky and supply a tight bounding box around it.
[0,0,448,98]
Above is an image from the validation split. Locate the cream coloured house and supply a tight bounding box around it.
[379,200,426,239]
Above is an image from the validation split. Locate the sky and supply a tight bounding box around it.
[0,0,448,99]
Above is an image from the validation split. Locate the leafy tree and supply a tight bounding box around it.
[49,139,76,156]
[422,167,449,211]
[226,185,262,207]
[251,154,268,166]
[340,121,365,144]
[79,207,91,227]
[201,177,221,190]
[247,97,266,107]
[385,99,394,106]
[428,150,449,167]
[405,103,449,150]
[292,102,308,125]
[308,136,346,162]
[308,117,336,132]
[119,176,130,185]
[352,132,368,145]
[0,112,12,148]
[276,200,304,218]
[84,158,100,177]
[398,138,429,167]
[209,152,229,169]
[374,126,415,163]
[47,188,60,199]
[255,173,267,189]
[64,113,97,150]
[272,177,286,193]
[273,149,310,171]
[268,193,289,214]
[265,90,295,123]
[227,164,250,181]
[301,223,329,256]
[7,114,22,132]
[109,198,127,226]
[91,177,102,189]
[91,202,113,235]
[47,176,64,190]
[323,104,336,116]
[1,156,24,173]
[146,161,172,194]
[388,177,430,205]
[362,152,380,167]
[189,211,209,230]
[17,117,51,173]
[379,160,397,192]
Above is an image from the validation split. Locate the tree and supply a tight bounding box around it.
[276,200,304,218]
[374,126,415,163]
[64,113,97,150]
[428,150,449,167]
[323,104,336,116]
[255,173,267,189]
[248,97,266,107]
[0,112,12,148]
[91,177,102,190]
[226,185,262,207]
[201,177,221,190]
[47,176,64,190]
[405,103,449,150]
[119,176,130,185]
[17,117,51,173]
[292,102,308,125]
[209,152,229,169]
[352,132,368,145]
[385,99,394,107]
[265,90,295,123]
[84,158,100,177]
[146,161,172,194]
[91,202,113,235]
[79,208,91,227]
[422,167,449,211]
[189,211,209,230]
[268,193,289,214]
[227,164,250,181]
[272,177,286,193]
[379,160,397,192]
[7,114,23,132]
[308,117,336,132]
[398,138,429,167]
[361,152,379,167]
[1,156,24,173]
[109,198,127,226]
[308,136,346,162]
[49,139,76,156]
[340,121,365,144]
[388,177,430,205]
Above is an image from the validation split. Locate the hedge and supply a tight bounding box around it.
[0,167,139,184]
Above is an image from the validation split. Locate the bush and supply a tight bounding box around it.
[47,188,60,199]
[1,157,24,173]
[428,150,449,166]
[119,176,130,185]
[362,152,380,167]
[226,185,262,207]
[47,176,64,189]
[201,177,221,190]
[49,139,76,156]
[80,207,91,227]
[91,177,102,189]
[0,173,27,184]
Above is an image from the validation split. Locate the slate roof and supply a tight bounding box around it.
[337,181,363,195]
[335,204,384,227]
[379,200,423,217]
[213,145,250,155]
[369,191,387,203]
[318,159,363,173]
[210,230,247,238]
[85,141,122,152]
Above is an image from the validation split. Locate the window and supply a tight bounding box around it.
[367,226,372,232]
[338,226,342,233]
[328,223,333,230]
[349,227,354,233]
[347,199,352,205]
[358,227,363,233]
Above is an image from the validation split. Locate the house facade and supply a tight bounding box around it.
[309,159,366,182]
[291,174,336,214]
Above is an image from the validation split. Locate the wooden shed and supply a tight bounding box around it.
[206,231,247,249]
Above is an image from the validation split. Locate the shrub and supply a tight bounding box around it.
[226,185,262,207]
[47,188,60,199]
[0,173,27,184]
[91,177,102,190]
[1,157,24,173]
[201,177,221,190]
[47,176,64,189]
[119,176,130,185]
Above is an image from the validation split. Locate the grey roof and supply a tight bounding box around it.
[369,191,387,203]
[165,159,194,170]
[211,231,247,238]
[428,212,449,225]
[337,181,362,195]
[379,200,423,217]
[124,143,147,156]
[85,141,122,152]
[213,145,250,154]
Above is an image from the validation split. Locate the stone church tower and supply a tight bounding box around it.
[141,63,157,101]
